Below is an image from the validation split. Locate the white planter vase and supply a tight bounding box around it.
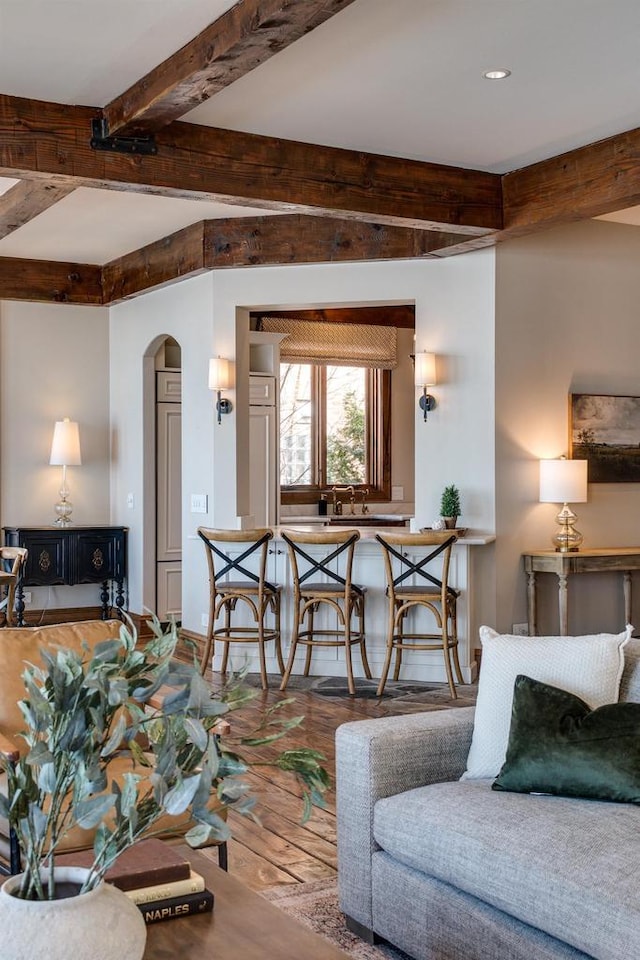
[0,866,147,960]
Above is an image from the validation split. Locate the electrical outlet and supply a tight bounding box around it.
[23,591,32,605]
[512,622,529,636]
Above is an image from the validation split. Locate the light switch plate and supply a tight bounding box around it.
[391,486,404,501]
[126,493,134,509]
[191,493,208,514]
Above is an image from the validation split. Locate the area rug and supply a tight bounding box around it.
[245,673,477,711]
[262,877,410,960]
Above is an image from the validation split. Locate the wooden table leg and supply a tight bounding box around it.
[527,571,537,636]
[623,571,632,626]
[558,572,568,636]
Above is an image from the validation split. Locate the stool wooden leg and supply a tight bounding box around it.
[273,595,285,675]
[257,616,268,691]
[280,601,302,692]
[303,604,315,677]
[357,596,371,679]
[450,604,464,685]
[376,601,395,697]
[343,600,356,696]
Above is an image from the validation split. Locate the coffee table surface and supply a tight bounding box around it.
[144,846,348,960]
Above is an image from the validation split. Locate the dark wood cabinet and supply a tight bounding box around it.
[3,525,128,625]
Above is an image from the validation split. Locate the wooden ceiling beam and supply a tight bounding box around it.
[0,95,502,234]
[0,180,75,239]
[0,257,102,304]
[502,126,640,236]
[101,215,465,304]
[203,215,466,267]
[102,222,207,304]
[103,0,358,138]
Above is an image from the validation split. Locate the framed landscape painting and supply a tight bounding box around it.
[570,393,640,482]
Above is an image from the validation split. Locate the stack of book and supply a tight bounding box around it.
[58,838,214,925]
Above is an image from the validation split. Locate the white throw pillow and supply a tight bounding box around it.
[462,624,632,779]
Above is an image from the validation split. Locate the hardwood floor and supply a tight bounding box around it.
[199,674,475,893]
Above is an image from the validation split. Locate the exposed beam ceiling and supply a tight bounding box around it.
[0,181,75,240]
[103,215,464,304]
[0,95,502,235]
[503,126,640,237]
[0,256,101,304]
[103,0,359,138]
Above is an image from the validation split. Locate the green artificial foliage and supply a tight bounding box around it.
[440,484,461,518]
[0,617,329,900]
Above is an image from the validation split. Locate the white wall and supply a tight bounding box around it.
[496,219,640,635]
[0,300,111,608]
[109,254,497,635]
[109,272,216,623]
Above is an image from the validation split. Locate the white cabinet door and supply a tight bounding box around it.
[249,404,277,527]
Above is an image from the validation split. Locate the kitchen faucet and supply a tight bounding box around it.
[331,485,355,515]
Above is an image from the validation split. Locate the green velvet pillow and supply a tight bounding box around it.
[492,674,640,803]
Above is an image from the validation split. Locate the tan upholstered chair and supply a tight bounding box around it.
[375,531,463,699]
[0,547,27,627]
[197,527,283,689]
[280,528,370,696]
[0,619,228,876]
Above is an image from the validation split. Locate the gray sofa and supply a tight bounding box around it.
[336,639,640,960]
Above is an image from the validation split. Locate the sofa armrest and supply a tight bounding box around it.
[335,707,475,932]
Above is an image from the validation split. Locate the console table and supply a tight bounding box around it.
[523,548,640,636]
[3,525,128,626]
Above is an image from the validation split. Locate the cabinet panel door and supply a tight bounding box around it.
[76,531,123,583]
[20,533,67,586]
[249,405,277,527]
[157,560,182,621]
[157,402,182,562]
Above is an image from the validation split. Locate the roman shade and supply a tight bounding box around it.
[258,317,398,369]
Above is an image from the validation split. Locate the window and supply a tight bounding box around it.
[280,363,390,503]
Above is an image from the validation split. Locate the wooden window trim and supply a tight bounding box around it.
[282,368,391,505]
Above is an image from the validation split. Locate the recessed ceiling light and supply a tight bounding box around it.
[483,69,511,80]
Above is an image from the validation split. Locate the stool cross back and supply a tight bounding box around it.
[197,527,283,689]
[375,531,463,699]
[280,528,371,696]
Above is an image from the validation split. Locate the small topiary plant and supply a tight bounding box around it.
[440,485,461,521]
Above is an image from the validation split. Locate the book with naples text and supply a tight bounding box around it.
[137,888,215,924]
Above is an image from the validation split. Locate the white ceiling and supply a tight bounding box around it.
[2,0,640,262]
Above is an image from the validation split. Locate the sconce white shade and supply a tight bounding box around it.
[539,458,587,503]
[49,418,81,466]
[414,351,436,387]
[208,357,231,392]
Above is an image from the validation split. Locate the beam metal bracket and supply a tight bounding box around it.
[90,118,157,156]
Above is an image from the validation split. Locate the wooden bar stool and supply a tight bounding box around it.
[197,528,283,689]
[280,528,371,696]
[375,531,463,699]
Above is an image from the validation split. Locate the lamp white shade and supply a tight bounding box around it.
[414,351,436,387]
[49,418,81,466]
[208,357,231,392]
[539,458,587,504]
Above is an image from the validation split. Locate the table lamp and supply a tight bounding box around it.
[50,418,82,525]
[539,457,588,552]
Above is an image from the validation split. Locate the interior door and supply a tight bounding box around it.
[156,370,182,620]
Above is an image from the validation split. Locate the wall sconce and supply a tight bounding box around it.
[49,417,82,526]
[208,357,233,425]
[539,457,588,552]
[414,351,437,421]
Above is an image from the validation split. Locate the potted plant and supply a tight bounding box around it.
[0,617,329,960]
[440,484,461,529]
